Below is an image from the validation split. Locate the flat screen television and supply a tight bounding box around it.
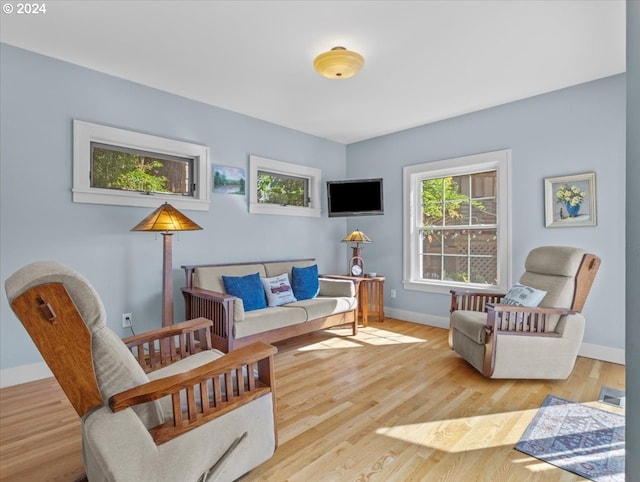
[327,178,384,217]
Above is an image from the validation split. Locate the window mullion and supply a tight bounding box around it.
[467,175,472,282]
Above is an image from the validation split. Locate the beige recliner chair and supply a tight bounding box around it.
[449,246,601,379]
[5,261,278,482]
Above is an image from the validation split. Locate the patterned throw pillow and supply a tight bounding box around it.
[261,273,297,307]
[222,273,267,312]
[502,283,547,307]
[291,264,320,301]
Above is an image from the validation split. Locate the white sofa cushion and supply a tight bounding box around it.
[289,297,358,320]
[193,264,267,293]
[263,259,316,278]
[234,305,308,339]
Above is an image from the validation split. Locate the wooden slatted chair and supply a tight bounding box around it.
[449,246,601,379]
[5,261,278,482]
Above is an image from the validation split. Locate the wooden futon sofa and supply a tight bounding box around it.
[182,259,358,353]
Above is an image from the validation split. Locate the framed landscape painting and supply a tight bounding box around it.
[213,165,245,195]
[544,172,597,228]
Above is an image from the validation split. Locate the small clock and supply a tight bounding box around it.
[349,256,364,277]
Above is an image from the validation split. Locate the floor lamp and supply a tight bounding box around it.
[131,202,202,327]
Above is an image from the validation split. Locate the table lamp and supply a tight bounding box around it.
[131,202,202,327]
[341,229,372,277]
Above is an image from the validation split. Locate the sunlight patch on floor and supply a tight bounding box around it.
[297,327,427,351]
[376,409,538,452]
[356,327,427,345]
[512,458,557,473]
[297,337,363,351]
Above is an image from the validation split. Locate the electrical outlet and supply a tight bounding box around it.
[390,289,397,299]
[122,313,132,328]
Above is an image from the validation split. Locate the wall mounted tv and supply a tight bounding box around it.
[327,178,384,217]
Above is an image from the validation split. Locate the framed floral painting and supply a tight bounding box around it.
[544,172,597,228]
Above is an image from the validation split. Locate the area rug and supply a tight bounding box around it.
[515,395,625,482]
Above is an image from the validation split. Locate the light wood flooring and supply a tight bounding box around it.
[0,318,625,481]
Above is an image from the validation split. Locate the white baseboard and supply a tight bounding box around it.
[0,310,625,388]
[0,362,53,389]
[385,307,626,365]
[384,307,450,329]
[578,342,625,365]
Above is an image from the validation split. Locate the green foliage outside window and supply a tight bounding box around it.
[114,160,168,193]
[421,177,486,227]
[91,144,194,196]
[421,175,496,285]
[92,147,170,193]
[257,171,307,206]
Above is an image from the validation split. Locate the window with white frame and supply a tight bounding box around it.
[403,150,511,294]
[73,120,210,210]
[249,155,321,217]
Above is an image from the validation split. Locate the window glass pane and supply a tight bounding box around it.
[445,200,470,225]
[451,175,469,196]
[422,201,444,226]
[422,229,443,254]
[470,171,496,224]
[469,256,497,285]
[443,230,465,255]
[472,198,496,224]
[257,170,308,206]
[469,230,497,255]
[443,255,467,283]
[418,171,499,285]
[471,171,496,197]
[91,143,193,195]
[421,178,445,225]
[469,229,497,284]
[421,255,441,280]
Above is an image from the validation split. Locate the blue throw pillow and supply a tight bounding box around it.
[291,264,319,301]
[222,273,267,312]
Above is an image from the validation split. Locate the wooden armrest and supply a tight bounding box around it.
[123,318,214,373]
[450,290,505,313]
[122,318,213,346]
[487,304,575,315]
[181,286,236,302]
[486,304,575,335]
[450,290,504,296]
[109,341,278,444]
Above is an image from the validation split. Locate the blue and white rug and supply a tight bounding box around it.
[516,395,625,482]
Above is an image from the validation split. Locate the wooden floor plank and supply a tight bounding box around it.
[0,319,625,481]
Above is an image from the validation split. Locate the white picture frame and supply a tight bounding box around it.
[544,172,597,228]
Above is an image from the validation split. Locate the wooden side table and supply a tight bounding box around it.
[322,274,385,326]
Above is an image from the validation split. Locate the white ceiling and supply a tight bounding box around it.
[0,1,626,144]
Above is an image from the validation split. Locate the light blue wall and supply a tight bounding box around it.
[346,74,626,350]
[0,44,348,369]
[626,0,639,475]
[0,43,628,373]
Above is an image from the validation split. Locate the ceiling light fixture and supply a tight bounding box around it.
[313,46,364,79]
